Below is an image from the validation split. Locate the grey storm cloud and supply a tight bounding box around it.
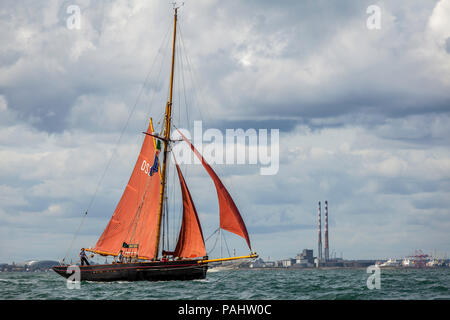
[1,0,447,134]
[1,0,450,262]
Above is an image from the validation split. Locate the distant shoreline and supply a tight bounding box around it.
[213,266,450,271]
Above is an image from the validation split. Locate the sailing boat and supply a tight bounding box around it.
[53,6,257,282]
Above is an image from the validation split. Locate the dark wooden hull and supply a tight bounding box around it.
[52,260,208,282]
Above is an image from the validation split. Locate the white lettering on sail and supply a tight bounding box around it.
[141,160,150,175]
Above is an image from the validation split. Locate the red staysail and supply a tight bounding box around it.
[173,158,206,258]
[92,120,161,259]
[177,129,252,251]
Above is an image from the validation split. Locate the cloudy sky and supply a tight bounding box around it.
[1,0,450,263]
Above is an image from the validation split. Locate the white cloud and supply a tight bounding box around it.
[0,95,7,111]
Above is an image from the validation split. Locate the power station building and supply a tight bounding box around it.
[295,249,314,267]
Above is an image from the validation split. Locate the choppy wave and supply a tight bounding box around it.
[1,268,449,300]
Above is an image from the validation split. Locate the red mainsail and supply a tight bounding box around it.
[177,129,252,251]
[91,120,161,259]
[173,158,206,258]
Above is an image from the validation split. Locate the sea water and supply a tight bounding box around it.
[1,268,449,300]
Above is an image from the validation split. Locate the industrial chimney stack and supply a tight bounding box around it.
[318,201,322,261]
[324,200,329,261]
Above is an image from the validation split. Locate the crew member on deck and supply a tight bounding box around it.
[118,250,124,263]
[79,248,90,266]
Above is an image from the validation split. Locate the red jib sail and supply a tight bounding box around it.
[91,120,161,259]
[177,129,252,251]
[173,158,206,258]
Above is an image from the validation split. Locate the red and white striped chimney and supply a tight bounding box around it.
[324,200,329,261]
[318,201,322,261]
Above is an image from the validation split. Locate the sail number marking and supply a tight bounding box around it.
[140,159,158,177]
[141,160,151,175]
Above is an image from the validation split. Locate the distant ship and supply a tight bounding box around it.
[426,258,446,267]
[53,5,257,282]
[402,258,414,267]
[377,258,401,268]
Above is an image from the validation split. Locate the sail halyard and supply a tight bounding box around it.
[176,129,253,251]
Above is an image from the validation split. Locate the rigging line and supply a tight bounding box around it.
[169,146,181,250]
[86,23,172,217]
[177,23,199,128]
[161,165,167,253]
[165,160,173,251]
[174,20,188,141]
[177,164,183,246]
[178,24,211,125]
[152,30,172,135]
[161,162,169,253]
[166,43,185,251]
[164,177,168,251]
[170,152,183,249]
[163,13,175,116]
[177,20,189,132]
[172,33,180,135]
[167,159,174,249]
[177,29,183,129]
[172,157,181,248]
[175,174,183,247]
[62,211,87,263]
[142,16,174,133]
[161,194,166,252]
[163,147,174,252]
[205,227,220,242]
[207,228,221,255]
[174,27,190,246]
[178,24,190,131]
[222,231,232,257]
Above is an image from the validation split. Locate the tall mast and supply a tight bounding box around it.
[154,7,178,259]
